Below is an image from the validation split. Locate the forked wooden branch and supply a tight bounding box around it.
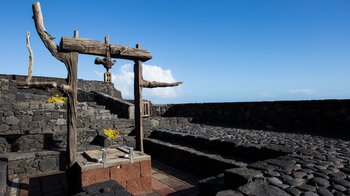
[32,1,78,168]
[142,80,182,88]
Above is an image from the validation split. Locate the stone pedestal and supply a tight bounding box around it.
[77,147,152,195]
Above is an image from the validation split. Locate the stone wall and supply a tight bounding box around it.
[1,150,65,179]
[153,100,350,138]
[0,74,122,99]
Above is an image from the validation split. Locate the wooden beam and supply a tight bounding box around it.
[17,81,58,89]
[60,37,152,62]
[134,44,144,152]
[142,80,182,88]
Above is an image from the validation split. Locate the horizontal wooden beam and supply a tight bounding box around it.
[59,37,152,62]
[142,79,183,88]
[17,81,58,89]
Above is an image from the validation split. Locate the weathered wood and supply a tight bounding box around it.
[26,32,34,83]
[66,47,78,169]
[94,57,116,70]
[134,44,144,152]
[32,2,77,168]
[60,37,152,62]
[142,80,182,88]
[17,81,57,89]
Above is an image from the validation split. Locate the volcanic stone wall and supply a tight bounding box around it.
[0,74,122,99]
[0,79,129,153]
[153,100,350,138]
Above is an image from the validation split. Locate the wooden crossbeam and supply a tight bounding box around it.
[142,80,182,88]
[60,37,152,61]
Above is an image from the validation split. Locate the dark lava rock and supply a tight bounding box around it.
[317,187,334,196]
[329,172,347,179]
[216,190,243,196]
[297,184,316,192]
[39,158,57,172]
[225,168,263,189]
[238,180,290,196]
[331,178,350,188]
[285,187,302,196]
[309,177,330,187]
[332,184,346,192]
[285,179,303,187]
[313,172,330,179]
[301,192,319,196]
[339,167,350,174]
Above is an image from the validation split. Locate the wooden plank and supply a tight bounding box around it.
[60,37,152,61]
[134,44,144,152]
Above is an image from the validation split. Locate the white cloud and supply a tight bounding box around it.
[112,64,134,97]
[259,92,274,98]
[111,64,182,99]
[289,88,317,95]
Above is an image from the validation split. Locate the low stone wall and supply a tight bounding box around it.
[0,101,125,152]
[153,100,350,137]
[0,74,122,99]
[1,150,65,179]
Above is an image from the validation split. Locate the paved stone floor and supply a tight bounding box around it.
[156,124,350,196]
[9,160,198,196]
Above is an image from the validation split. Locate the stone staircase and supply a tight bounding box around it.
[144,129,249,178]
[144,127,289,195]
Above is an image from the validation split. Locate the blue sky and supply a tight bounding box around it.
[0,0,350,103]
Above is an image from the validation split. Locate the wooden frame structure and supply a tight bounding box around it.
[29,1,182,171]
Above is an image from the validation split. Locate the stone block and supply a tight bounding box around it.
[5,116,19,125]
[225,167,263,189]
[56,119,66,125]
[126,176,152,195]
[110,162,141,182]
[39,158,57,172]
[0,124,9,132]
[81,167,110,187]
[140,160,152,177]
[238,180,290,196]
[13,103,29,110]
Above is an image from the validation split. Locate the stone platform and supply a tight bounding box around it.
[10,159,198,196]
[77,147,152,195]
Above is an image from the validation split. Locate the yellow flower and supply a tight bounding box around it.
[104,128,120,140]
[47,96,68,103]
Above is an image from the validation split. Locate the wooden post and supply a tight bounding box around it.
[66,31,79,167]
[134,44,144,152]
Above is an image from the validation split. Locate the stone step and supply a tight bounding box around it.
[198,174,225,196]
[147,129,286,163]
[144,138,247,178]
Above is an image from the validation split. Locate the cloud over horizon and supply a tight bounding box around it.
[289,88,317,95]
[108,64,182,100]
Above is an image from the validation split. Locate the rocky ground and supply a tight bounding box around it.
[157,124,350,196]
